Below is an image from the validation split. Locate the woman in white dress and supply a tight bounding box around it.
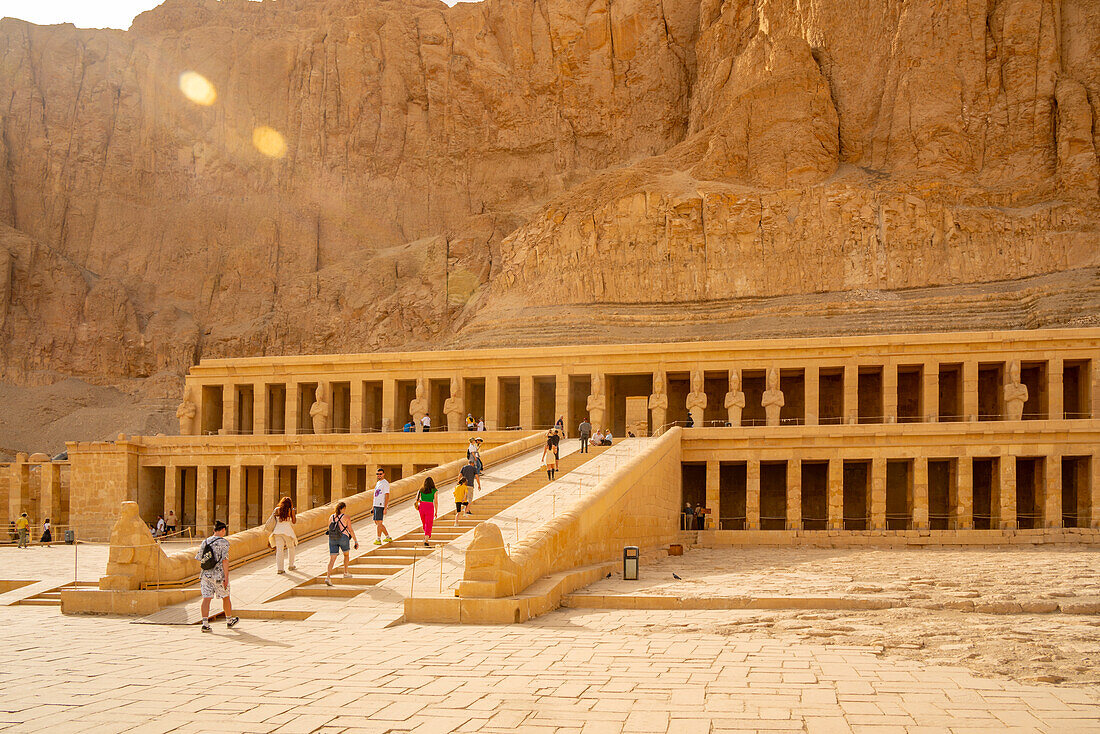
[268,496,298,574]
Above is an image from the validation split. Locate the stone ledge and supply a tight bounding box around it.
[61,588,199,616]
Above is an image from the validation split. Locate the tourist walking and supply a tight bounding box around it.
[372,468,393,545]
[269,496,298,574]
[15,513,29,548]
[453,478,470,524]
[549,428,561,474]
[578,418,592,453]
[196,520,238,632]
[154,514,166,537]
[466,413,475,430]
[682,503,694,531]
[165,510,177,535]
[421,413,431,432]
[460,457,481,500]
[325,501,359,585]
[40,518,52,547]
[555,415,564,433]
[416,477,438,547]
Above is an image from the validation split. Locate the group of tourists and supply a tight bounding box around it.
[151,511,178,537]
[403,414,487,432]
[576,418,613,454]
[9,513,53,548]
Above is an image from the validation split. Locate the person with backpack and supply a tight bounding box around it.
[196,520,238,632]
[415,477,438,547]
[324,501,359,586]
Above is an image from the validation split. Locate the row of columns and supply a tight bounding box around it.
[5,458,64,524]
[701,455,1100,531]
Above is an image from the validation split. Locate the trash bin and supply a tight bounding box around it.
[64,530,75,545]
[623,546,639,581]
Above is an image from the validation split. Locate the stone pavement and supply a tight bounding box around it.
[1,605,1099,733]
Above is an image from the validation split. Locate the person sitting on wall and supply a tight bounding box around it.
[403,421,415,432]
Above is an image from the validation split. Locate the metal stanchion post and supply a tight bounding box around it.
[439,546,444,593]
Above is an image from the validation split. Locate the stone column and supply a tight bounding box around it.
[333,463,348,500]
[9,458,30,521]
[923,362,939,423]
[520,375,535,429]
[746,459,761,530]
[786,459,801,530]
[1047,359,1063,420]
[296,464,310,512]
[962,361,979,422]
[705,461,720,531]
[555,374,570,436]
[955,458,973,530]
[912,458,929,530]
[883,365,898,424]
[253,383,267,435]
[402,463,416,482]
[350,381,364,433]
[998,455,1017,530]
[163,463,179,521]
[285,383,299,435]
[262,465,277,516]
[223,384,238,436]
[843,364,858,425]
[1090,454,1100,529]
[804,366,819,426]
[381,379,396,432]
[485,377,500,430]
[196,465,212,535]
[40,462,62,525]
[870,457,886,530]
[827,459,843,530]
[228,464,245,531]
[1043,456,1062,529]
[1093,362,1100,419]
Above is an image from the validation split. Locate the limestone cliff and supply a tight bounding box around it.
[0,0,1098,448]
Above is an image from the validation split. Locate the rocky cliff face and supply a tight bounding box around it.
[0,0,1098,447]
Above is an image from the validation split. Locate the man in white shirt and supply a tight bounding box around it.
[421,414,431,432]
[372,467,393,545]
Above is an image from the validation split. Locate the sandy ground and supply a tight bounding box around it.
[577,547,1100,686]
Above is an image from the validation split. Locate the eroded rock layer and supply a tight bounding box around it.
[0,0,1098,447]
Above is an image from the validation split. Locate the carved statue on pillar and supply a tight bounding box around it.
[762,368,785,426]
[410,378,430,432]
[586,373,607,430]
[724,368,746,426]
[443,376,465,431]
[685,369,707,427]
[309,383,330,434]
[1003,360,1029,421]
[648,370,669,431]
[176,387,198,435]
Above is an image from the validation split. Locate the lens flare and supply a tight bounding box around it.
[252,126,287,158]
[178,71,217,106]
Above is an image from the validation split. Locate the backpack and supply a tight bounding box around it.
[327,514,347,539]
[199,539,219,571]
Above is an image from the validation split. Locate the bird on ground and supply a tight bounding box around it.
[672,573,682,580]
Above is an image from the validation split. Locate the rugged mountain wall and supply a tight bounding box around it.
[0,0,1097,409]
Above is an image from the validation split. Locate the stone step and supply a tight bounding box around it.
[290,585,367,598]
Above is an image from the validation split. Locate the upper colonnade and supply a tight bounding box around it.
[178,329,1100,439]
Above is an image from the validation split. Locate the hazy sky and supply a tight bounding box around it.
[2,0,467,30]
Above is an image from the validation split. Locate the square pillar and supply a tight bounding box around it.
[381,379,396,432]
[786,459,801,530]
[262,465,277,516]
[41,463,63,524]
[228,465,245,531]
[883,365,898,424]
[223,384,238,435]
[350,381,364,433]
[1091,455,1100,529]
[843,364,858,425]
[295,463,310,512]
[912,458,929,530]
[705,461,720,530]
[923,362,939,423]
[804,366,819,426]
[1093,362,1100,419]
[746,460,761,530]
[999,455,1017,530]
[285,383,299,435]
[1047,359,1064,420]
[955,459,973,530]
[196,465,213,536]
[520,375,535,430]
[827,459,843,530]
[164,463,179,520]
[869,457,886,530]
[1043,456,1062,529]
[556,374,570,437]
[485,377,500,431]
[333,463,348,500]
[253,383,267,435]
[962,361,979,422]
